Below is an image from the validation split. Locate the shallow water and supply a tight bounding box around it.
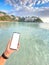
[0,22,49,65]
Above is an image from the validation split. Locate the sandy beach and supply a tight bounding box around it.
[0,21,16,22]
[0,21,11,22]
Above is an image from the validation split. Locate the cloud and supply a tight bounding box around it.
[8,7,49,17]
[35,0,49,5]
[6,0,49,10]
[5,0,49,17]
[37,7,49,17]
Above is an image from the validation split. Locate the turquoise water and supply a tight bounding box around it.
[0,22,49,65]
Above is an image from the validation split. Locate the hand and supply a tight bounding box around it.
[4,39,20,57]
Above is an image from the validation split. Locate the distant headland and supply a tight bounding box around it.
[0,11,43,23]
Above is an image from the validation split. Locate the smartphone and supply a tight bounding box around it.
[10,32,20,50]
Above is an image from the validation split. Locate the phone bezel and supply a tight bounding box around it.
[10,32,20,50]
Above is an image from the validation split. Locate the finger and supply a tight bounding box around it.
[16,43,20,51]
[7,38,12,49]
[8,40,11,48]
[18,43,20,49]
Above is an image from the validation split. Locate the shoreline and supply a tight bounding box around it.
[0,21,17,22]
[0,21,11,22]
[0,21,48,23]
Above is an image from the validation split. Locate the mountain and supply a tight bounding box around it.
[0,11,43,22]
[0,11,13,21]
[18,16,43,23]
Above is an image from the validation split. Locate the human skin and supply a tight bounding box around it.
[0,39,20,65]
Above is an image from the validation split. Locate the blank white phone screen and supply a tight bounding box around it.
[10,33,20,49]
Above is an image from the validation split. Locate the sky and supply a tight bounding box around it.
[0,0,49,18]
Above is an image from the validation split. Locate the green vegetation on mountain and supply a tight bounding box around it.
[0,15,12,21]
[0,11,43,22]
[18,17,25,22]
[33,18,43,22]
[0,11,6,14]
